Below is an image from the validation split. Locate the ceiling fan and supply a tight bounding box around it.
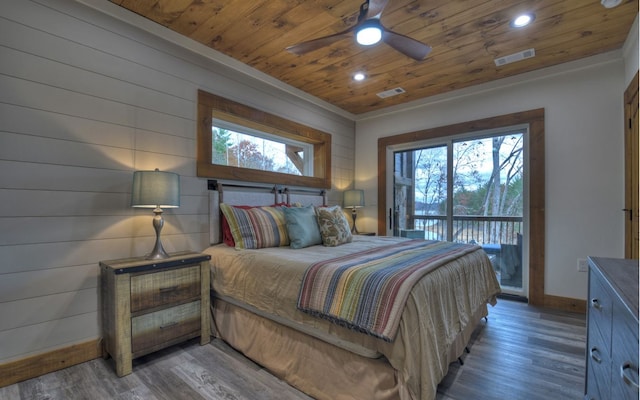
[286,0,432,61]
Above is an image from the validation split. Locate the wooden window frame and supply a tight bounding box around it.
[197,90,332,189]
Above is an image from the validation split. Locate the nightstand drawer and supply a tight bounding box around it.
[130,265,201,313]
[131,300,201,354]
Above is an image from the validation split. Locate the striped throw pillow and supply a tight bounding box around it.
[220,203,290,249]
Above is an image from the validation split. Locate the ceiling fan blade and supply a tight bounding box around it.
[365,0,390,19]
[382,30,432,61]
[286,27,355,55]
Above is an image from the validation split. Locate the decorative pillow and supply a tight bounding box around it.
[221,205,250,247]
[315,205,352,247]
[283,205,322,249]
[220,203,289,249]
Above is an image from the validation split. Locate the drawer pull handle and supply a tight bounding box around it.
[590,298,601,310]
[621,362,640,391]
[590,347,602,363]
[160,321,179,330]
[159,285,179,293]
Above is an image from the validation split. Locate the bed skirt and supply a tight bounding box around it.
[210,298,488,400]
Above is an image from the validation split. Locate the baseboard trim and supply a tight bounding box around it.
[0,339,102,388]
[497,293,528,302]
[543,294,586,314]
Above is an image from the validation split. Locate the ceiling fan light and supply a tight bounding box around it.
[356,26,382,46]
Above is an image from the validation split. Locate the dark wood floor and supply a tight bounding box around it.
[0,299,586,399]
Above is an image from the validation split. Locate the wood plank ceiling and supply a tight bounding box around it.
[109,0,638,115]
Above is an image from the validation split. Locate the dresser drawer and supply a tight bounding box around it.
[588,270,612,335]
[131,300,201,355]
[130,265,201,313]
[585,363,602,400]
[611,299,640,400]
[586,317,611,400]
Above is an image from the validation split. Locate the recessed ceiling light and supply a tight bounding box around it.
[511,13,535,28]
[600,0,622,8]
[601,0,622,8]
[353,72,366,81]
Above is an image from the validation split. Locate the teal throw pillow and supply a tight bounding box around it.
[283,205,322,249]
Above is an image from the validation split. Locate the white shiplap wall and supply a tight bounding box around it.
[0,0,355,363]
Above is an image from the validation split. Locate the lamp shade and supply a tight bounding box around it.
[343,189,365,209]
[131,169,180,208]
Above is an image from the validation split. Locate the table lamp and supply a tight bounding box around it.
[131,168,180,259]
[343,189,364,234]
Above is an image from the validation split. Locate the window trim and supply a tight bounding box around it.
[197,90,331,188]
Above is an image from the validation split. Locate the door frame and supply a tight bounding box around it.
[624,71,639,259]
[378,109,552,307]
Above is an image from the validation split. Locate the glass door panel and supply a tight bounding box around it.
[394,145,447,240]
[452,134,523,291]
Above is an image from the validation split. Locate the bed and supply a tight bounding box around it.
[202,181,501,400]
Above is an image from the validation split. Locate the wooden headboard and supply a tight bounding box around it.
[207,179,327,245]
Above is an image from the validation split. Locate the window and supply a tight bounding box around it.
[212,120,313,176]
[197,90,331,188]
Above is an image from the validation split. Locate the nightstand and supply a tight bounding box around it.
[100,251,211,377]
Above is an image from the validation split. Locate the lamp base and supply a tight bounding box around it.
[351,208,359,234]
[146,208,170,260]
[146,240,170,260]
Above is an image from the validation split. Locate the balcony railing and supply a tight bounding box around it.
[402,215,523,245]
[399,215,524,289]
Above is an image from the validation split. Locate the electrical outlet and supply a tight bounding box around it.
[577,258,588,272]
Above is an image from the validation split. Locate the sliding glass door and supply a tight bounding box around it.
[392,128,527,295]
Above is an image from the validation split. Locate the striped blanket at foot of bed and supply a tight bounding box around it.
[297,239,481,341]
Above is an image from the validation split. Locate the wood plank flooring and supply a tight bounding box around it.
[0,299,586,399]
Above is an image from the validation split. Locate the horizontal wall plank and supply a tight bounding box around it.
[0,216,135,246]
[0,288,97,331]
[0,10,195,100]
[0,103,134,148]
[0,214,207,246]
[135,129,195,159]
[0,189,207,218]
[0,132,133,170]
[0,44,194,121]
[0,161,131,191]
[0,312,99,362]
[0,75,193,138]
[0,233,208,275]
[0,131,197,176]
[132,151,197,177]
[0,189,129,217]
[0,264,98,303]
